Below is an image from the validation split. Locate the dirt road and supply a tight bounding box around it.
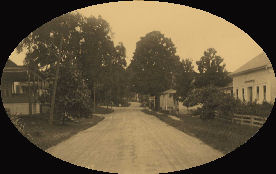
[46,102,223,174]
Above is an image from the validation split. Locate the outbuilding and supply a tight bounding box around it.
[159,89,178,113]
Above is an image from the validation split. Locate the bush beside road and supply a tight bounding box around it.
[8,106,113,150]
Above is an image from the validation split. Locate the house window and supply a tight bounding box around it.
[12,82,24,94]
[236,89,239,99]
[256,86,259,100]
[263,85,266,101]
[242,88,245,102]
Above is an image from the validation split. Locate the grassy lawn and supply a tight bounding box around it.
[10,106,113,150]
[142,109,260,154]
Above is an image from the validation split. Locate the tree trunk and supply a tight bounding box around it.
[28,69,32,115]
[105,90,108,109]
[62,113,65,125]
[93,82,96,113]
[49,36,63,125]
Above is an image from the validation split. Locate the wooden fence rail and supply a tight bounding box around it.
[216,114,267,127]
[232,114,267,127]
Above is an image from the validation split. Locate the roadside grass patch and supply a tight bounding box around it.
[9,113,104,150]
[94,106,114,114]
[142,109,259,154]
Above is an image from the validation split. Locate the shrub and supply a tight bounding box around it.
[8,114,34,141]
[183,88,202,107]
[184,85,237,119]
[190,108,202,116]
[234,101,274,117]
[216,93,237,118]
[184,85,274,119]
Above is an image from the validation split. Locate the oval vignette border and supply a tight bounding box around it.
[0,1,274,174]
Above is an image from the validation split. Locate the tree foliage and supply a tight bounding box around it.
[175,59,195,102]
[128,31,182,96]
[16,12,128,119]
[55,58,92,118]
[194,48,232,88]
[185,85,274,119]
[76,16,128,107]
[183,86,237,119]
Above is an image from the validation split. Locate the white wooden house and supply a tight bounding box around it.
[229,52,276,104]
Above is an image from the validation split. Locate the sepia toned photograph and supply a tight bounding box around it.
[1,1,275,174]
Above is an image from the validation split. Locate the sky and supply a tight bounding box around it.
[9,1,263,72]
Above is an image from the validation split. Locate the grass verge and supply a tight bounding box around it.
[10,113,105,150]
[142,109,259,154]
[94,106,114,114]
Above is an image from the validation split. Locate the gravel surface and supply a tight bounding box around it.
[46,102,223,174]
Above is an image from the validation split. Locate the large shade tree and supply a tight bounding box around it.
[128,31,182,98]
[78,15,114,89]
[194,48,232,88]
[109,42,128,106]
[78,16,128,107]
[183,48,233,120]
[17,13,90,124]
[16,12,128,123]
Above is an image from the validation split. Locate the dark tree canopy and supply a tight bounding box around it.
[128,31,182,96]
[175,59,195,102]
[194,48,232,88]
[17,13,85,72]
[16,12,129,118]
[17,13,92,118]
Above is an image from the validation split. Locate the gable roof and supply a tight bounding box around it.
[2,60,46,81]
[230,52,272,76]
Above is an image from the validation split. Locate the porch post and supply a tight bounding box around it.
[153,96,155,110]
[28,70,32,115]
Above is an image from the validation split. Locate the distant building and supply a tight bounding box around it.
[1,60,50,115]
[130,93,139,102]
[219,81,233,96]
[148,96,156,110]
[229,52,276,104]
[159,89,178,112]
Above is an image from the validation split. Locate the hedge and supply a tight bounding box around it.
[234,101,274,117]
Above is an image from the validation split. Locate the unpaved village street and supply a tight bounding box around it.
[46,102,223,174]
